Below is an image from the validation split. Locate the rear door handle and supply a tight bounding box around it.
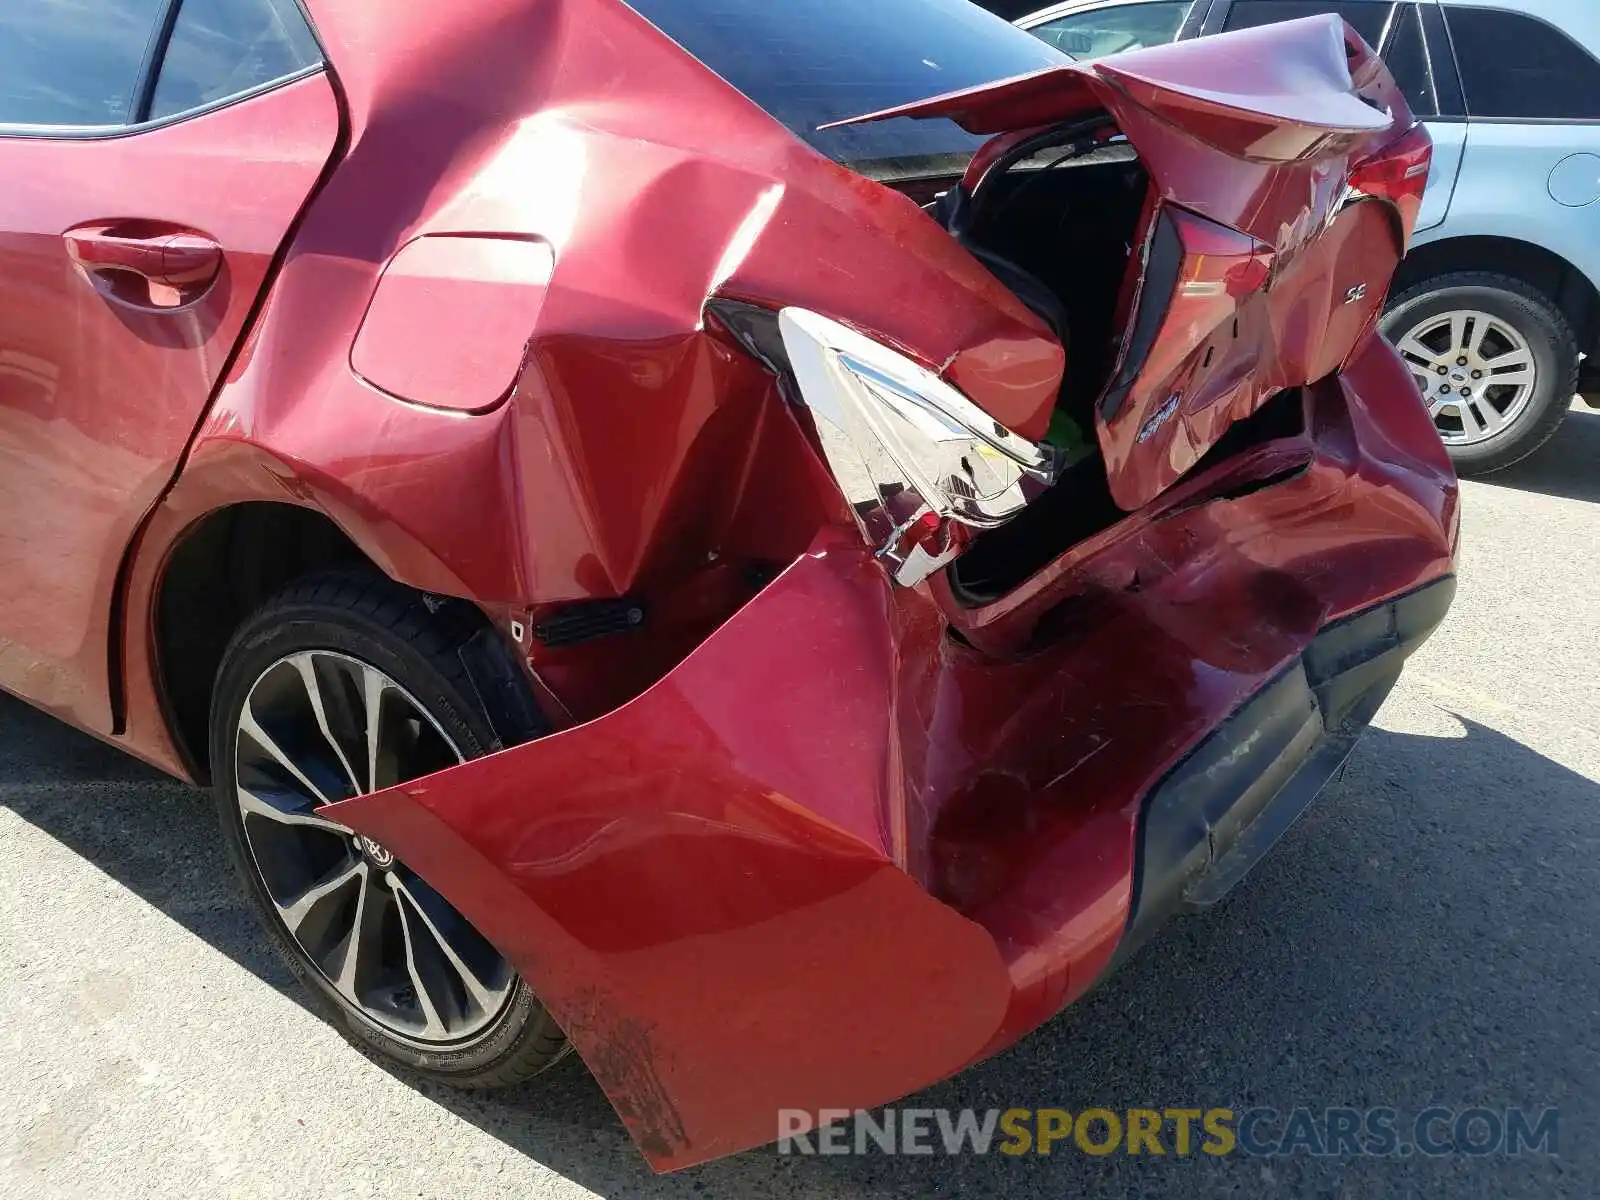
[63,221,223,309]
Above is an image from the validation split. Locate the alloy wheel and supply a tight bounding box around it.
[232,651,516,1048]
[1392,309,1538,447]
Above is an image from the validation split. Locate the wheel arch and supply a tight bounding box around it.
[122,439,532,784]
[153,501,376,782]
[1392,234,1600,358]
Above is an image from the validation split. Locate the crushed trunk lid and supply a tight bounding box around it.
[827,16,1420,510]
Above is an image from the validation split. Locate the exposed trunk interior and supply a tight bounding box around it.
[948,387,1308,603]
[835,16,1410,608]
[918,136,1155,603]
[915,135,1312,603]
[954,142,1148,422]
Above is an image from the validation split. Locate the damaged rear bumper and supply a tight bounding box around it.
[326,339,1458,1171]
[1124,575,1454,959]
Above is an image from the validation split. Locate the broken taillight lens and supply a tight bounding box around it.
[1347,123,1434,250]
[778,308,1060,588]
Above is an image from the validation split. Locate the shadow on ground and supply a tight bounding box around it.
[2,693,1594,1198]
[1480,404,1600,505]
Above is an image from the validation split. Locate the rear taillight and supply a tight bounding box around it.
[778,309,1059,588]
[1348,123,1434,250]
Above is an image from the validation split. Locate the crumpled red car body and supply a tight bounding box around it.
[0,0,1458,1175]
[328,342,1457,1168]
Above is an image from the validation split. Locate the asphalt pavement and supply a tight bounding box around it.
[3,407,1598,1200]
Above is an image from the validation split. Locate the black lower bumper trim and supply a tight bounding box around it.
[1120,575,1457,956]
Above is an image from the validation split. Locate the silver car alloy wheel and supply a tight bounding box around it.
[233,650,516,1048]
[1392,309,1538,447]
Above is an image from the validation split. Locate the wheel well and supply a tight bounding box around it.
[1393,236,1600,356]
[155,503,377,783]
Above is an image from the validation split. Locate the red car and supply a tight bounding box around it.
[0,0,1456,1172]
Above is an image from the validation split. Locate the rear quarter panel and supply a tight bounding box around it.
[1415,122,1600,299]
[122,0,1069,765]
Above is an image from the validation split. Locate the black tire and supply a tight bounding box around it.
[1382,272,1577,476]
[210,570,567,1087]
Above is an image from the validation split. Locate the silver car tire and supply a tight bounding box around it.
[1383,272,1578,476]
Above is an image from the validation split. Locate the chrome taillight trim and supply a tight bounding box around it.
[779,308,1060,587]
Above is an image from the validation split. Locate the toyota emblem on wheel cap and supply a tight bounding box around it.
[358,835,395,868]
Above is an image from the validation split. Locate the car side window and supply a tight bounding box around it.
[148,0,321,121]
[1383,3,1436,118]
[1221,0,1393,50]
[0,0,168,127]
[1027,1,1194,59]
[1443,6,1600,121]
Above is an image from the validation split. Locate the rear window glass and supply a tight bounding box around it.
[1444,6,1600,120]
[624,0,1065,180]
[1384,3,1435,117]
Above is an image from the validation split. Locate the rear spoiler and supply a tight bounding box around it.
[821,15,1394,164]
